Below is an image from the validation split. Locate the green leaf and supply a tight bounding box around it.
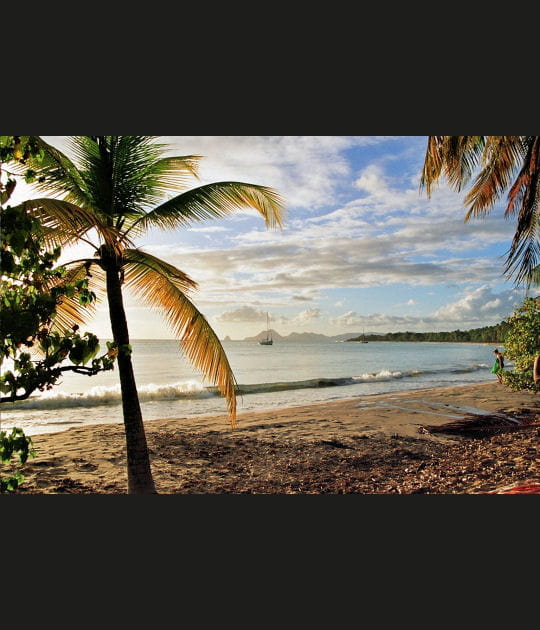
[8,230,27,257]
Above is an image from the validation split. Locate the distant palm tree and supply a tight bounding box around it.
[15,136,285,493]
[420,136,539,286]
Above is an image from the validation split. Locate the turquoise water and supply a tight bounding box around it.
[0,340,503,435]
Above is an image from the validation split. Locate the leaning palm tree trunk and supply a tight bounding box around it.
[105,261,156,494]
[13,136,286,495]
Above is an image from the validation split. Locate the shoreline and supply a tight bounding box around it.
[7,381,539,494]
[0,377,504,438]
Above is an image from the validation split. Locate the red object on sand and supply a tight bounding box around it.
[487,483,540,494]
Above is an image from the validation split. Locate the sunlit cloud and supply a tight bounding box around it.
[290,308,321,324]
[12,136,532,340]
[187,226,230,233]
[215,306,269,323]
[329,286,525,333]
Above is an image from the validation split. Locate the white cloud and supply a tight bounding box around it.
[215,306,269,323]
[187,226,230,233]
[159,136,398,210]
[432,286,523,323]
[290,308,321,324]
[328,286,527,333]
[354,164,388,195]
[9,136,528,340]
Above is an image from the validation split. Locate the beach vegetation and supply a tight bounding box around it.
[499,297,540,392]
[11,136,285,494]
[0,136,116,491]
[0,427,36,492]
[347,321,511,343]
[420,136,540,287]
[0,203,118,404]
[1,136,117,404]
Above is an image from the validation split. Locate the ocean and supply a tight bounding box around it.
[0,340,502,436]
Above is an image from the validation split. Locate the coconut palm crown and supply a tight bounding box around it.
[420,136,539,286]
[14,136,285,493]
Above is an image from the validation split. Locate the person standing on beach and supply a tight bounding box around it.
[491,349,505,383]
[533,353,540,384]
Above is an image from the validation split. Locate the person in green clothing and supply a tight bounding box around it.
[491,348,505,383]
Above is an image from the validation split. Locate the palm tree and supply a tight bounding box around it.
[420,136,540,286]
[14,136,285,493]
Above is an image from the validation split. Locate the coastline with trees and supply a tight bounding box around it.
[346,321,511,344]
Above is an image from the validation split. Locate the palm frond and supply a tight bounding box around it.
[12,198,102,249]
[499,138,540,285]
[442,136,485,192]
[505,234,540,287]
[420,136,540,287]
[152,155,202,189]
[43,260,107,333]
[122,251,238,426]
[128,181,286,238]
[504,194,540,286]
[464,136,525,219]
[66,138,201,225]
[420,136,485,196]
[420,136,445,196]
[505,136,540,217]
[179,307,238,427]
[12,136,90,203]
[123,248,198,294]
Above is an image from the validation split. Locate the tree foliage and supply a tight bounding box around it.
[347,321,511,343]
[500,297,540,392]
[1,136,117,404]
[0,136,117,491]
[11,135,285,494]
[0,428,36,492]
[420,136,540,286]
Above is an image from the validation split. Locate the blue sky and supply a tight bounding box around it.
[14,136,537,340]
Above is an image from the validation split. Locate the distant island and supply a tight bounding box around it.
[240,330,358,343]
[230,321,509,344]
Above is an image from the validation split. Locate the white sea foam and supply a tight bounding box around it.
[5,380,208,410]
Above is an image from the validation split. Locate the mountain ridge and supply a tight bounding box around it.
[227,330,363,343]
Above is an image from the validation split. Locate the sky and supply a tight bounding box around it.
[11,136,538,340]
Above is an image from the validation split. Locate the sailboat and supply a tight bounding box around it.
[259,312,273,345]
[361,329,368,343]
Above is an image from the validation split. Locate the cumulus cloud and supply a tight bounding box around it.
[31,136,526,339]
[215,306,269,323]
[354,164,389,195]
[159,136,399,210]
[329,311,429,330]
[290,308,321,324]
[146,233,506,315]
[432,286,523,323]
[329,286,526,333]
[187,226,230,233]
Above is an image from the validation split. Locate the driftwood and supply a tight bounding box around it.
[422,409,540,438]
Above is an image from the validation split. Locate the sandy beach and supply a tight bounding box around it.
[5,382,539,494]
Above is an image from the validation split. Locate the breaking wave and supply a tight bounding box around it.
[4,364,489,411]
